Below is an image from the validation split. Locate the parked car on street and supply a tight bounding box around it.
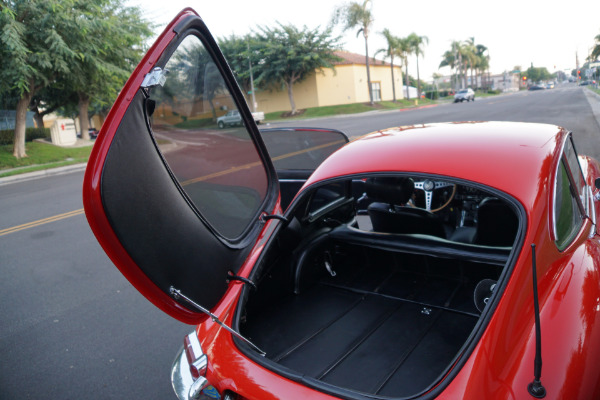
[528,85,546,91]
[453,88,475,102]
[217,109,264,128]
[83,9,600,400]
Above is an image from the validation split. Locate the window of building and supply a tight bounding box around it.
[371,82,381,101]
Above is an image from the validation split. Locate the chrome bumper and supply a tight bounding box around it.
[171,346,195,400]
[171,334,222,400]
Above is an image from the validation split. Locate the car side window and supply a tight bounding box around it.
[564,138,588,214]
[554,159,584,250]
[146,34,269,240]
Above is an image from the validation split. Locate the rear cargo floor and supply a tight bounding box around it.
[242,266,479,397]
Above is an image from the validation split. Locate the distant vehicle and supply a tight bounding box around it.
[580,80,597,86]
[217,109,264,128]
[77,128,99,139]
[546,82,555,89]
[528,85,546,91]
[454,88,475,102]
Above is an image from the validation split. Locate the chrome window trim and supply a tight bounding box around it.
[589,185,596,239]
[551,133,588,248]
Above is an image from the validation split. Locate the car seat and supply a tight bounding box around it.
[366,177,446,238]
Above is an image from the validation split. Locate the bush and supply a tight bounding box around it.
[0,128,51,145]
[487,89,501,95]
[437,89,455,98]
[423,91,439,100]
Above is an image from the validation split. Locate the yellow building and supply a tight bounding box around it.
[252,51,404,114]
[58,51,404,131]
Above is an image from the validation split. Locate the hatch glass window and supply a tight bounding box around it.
[147,35,268,239]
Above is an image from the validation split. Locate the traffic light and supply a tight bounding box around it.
[522,76,527,81]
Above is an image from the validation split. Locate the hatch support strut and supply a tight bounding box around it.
[170,287,266,356]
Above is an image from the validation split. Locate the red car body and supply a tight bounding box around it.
[83,8,600,400]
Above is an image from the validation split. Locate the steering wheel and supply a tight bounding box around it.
[413,179,456,212]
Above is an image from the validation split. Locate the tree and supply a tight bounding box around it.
[218,34,264,110]
[397,37,412,99]
[439,49,457,89]
[591,33,600,61]
[0,0,80,158]
[67,0,152,140]
[408,33,428,98]
[253,23,341,115]
[439,39,490,90]
[332,0,375,104]
[475,44,489,89]
[0,0,151,157]
[374,29,402,102]
[440,40,466,90]
[29,84,77,128]
[463,37,477,88]
[523,65,552,83]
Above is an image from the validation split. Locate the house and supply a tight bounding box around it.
[251,51,404,114]
[488,72,521,92]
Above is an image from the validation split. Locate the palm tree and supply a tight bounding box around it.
[463,38,477,88]
[439,49,457,89]
[332,0,375,104]
[475,44,489,89]
[450,40,464,89]
[397,37,412,99]
[375,28,401,102]
[408,33,428,98]
[590,33,600,61]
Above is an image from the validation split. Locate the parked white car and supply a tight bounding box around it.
[454,88,475,102]
[217,109,264,128]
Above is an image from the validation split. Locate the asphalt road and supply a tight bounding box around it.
[1,85,599,399]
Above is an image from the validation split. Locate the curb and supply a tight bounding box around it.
[0,163,87,186]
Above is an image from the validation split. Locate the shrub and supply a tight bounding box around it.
[423,91,439,100]
[0,128,51,145]
[437,89,455,98]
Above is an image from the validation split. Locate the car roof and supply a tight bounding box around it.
[306,121,566,205]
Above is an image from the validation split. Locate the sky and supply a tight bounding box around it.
[129,0,600,81]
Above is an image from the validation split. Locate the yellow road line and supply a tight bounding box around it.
[181,139,346,187]
[0,208,84,237]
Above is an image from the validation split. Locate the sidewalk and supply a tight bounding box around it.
[0,162,87,186]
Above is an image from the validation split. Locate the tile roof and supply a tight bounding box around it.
[334,51,390,66]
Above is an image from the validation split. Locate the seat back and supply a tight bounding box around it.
[365,177,446,238]
[473,197,518,246]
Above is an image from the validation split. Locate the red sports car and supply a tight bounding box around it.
[83,8,600,400]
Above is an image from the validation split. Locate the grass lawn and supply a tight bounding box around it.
[264,98,438,121]
[0,141,93,177]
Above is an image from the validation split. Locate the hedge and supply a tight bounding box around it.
[423,91,439,100]
[0,128,51,145]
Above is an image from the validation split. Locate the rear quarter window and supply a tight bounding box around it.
[554,159,584,250]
